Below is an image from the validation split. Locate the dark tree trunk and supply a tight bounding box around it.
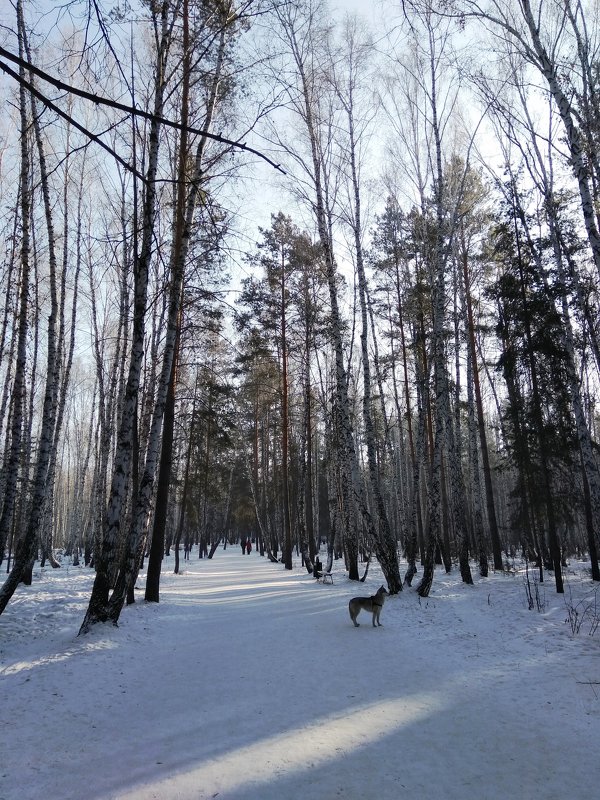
[145,341,178,601]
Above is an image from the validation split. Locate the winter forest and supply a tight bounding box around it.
[2,0,600,635]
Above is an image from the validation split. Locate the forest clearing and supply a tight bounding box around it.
[2,546,599,800]
[3,10,600,793]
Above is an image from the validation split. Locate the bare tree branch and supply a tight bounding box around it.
[0,44,286,175]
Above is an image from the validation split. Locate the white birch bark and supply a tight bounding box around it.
[0,1,56,611]
[79,2,173,633]
[336,32,402,590]
[274,1,400,587]
[109,9,231,616]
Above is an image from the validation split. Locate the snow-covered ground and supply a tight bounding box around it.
[1,547,599,800]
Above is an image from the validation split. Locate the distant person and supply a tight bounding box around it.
[241,539,246,554]
[246,539,252,555]
[314,557,322,579]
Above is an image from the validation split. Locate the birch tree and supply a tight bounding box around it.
[271,0,402,590]
[0,1,33,612]
[440,0,600,281]
[79,1,174,633]
[331,16,402,589]
[386,3,474,595]
[370,201,427,584]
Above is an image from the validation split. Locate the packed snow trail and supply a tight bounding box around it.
[1,547,599,799]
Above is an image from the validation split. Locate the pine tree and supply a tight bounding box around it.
[489,180,578,592]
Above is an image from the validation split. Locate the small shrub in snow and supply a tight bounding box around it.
[564,584,600,637]
[523,562,545,612]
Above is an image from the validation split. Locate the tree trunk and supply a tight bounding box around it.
[79,1,171,634]
[173,397,196,576]
[460,226,502,570]
[277,5,399,590]
[145,335,179,600]
[466,322,488,577]
[0,2,34,613]
[511,195,563,593]
[418,21,472,594]
[343,69,402,591]
[280,245,293,570]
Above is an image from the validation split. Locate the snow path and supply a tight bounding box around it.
[1,548,599,799]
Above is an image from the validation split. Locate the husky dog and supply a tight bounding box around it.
[348,585,389,627]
